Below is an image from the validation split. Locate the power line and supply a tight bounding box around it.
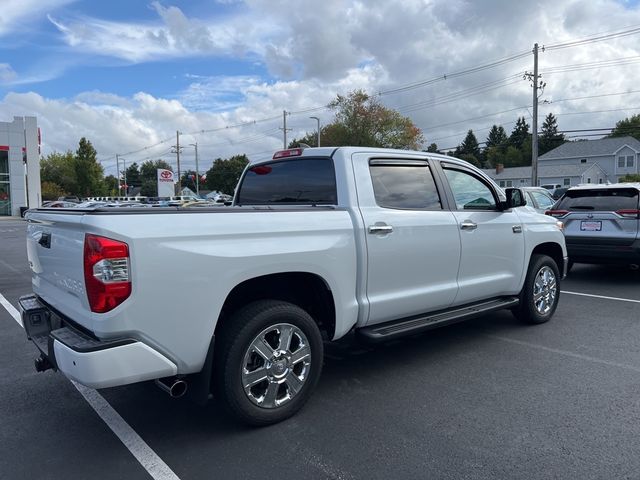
[544,24,640,51]
[423,105,530,131]
[541,55,640,74]
[394,75,525,114]
[543,89,640,105]
[377,50,531,96]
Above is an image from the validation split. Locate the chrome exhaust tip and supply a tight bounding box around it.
[155,377,188,398]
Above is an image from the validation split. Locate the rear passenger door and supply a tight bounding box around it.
[440,163,525,304]
[353,155,461,325]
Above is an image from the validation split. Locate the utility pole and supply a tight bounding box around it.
[280,110,292,148]
[532,43,539,187]
[525,43,545,187]
[115,154,120,197]
[123,157,127,197]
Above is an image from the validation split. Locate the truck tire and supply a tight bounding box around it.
[215,300,323,426]
[513,254,560,325]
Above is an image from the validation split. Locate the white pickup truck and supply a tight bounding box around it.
[20,147,567,425]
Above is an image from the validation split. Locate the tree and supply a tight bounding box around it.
[459,153,480,167]
[291,90,423,149]
[205,154,250,195]
[41,181,67,201]
[608,114,640,141]
[124,162,141,189]
[426,143,440,153]
[459,130,481,158]
[539,113,565,155]
[504,146,524,167]
[485,146,504,169]
[40,151,76,194]
[103,174,118,196]
[75,137,105,197]
[509,117,530,151]
[485,125,508,150]
[288,131,322,148]
[140,180,158,197]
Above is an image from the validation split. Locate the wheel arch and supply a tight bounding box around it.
[215,272,337,341]
[531,242,565,275]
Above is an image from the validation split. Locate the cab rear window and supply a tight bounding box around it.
[556,188,639,211]
[236,158,337,205]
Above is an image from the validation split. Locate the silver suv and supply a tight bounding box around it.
[547,183,640,267]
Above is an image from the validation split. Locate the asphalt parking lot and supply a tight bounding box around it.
[1,217,639,480]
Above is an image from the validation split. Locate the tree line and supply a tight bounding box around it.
[40,141,251,200]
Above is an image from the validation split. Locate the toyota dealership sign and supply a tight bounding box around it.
[157,168,175,197]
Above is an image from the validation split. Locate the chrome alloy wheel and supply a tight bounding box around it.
[241,323,312,409]
[533,266,557,315]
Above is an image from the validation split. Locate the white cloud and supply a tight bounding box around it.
[0,0,75,36]
[178,75,262,111]
[3,0,640,166]
[0,64,17,83]
[47,2,275,64]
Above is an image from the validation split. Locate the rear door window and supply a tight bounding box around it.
[556,188,639,211]
[237,158,337,205]
[369,163,442,210]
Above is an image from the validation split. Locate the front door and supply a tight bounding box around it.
[441,164,525,305]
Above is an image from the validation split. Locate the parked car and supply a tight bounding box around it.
[546,183,640,268]
[42,201,78,208]
[57,196,81,203]
[520,187,556,214]
[540,183,562,191]
[552,187,569,200]
[20,147,566,426]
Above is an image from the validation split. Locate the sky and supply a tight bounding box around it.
[1,0,640,176]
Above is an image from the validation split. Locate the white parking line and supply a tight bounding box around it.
[0,293,181,480]
[561,290,640,304]
[0,293,22,327]
[73,382,181,480]
[488,335,640,374]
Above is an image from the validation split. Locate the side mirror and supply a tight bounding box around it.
[503,188,527,209]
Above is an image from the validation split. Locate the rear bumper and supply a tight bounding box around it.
[566,238,640,264]
[19,294,176,389]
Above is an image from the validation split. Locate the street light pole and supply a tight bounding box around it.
[310,116,320,147]
[190,143,200,196]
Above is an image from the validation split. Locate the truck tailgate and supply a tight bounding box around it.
[26,211,92,330]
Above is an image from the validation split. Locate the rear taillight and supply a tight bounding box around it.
[83,234,131,313]
[616,209,640,219]
[545,209,569,218]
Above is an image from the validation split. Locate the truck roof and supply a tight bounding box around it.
[260,146,473,169]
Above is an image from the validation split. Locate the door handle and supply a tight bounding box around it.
[460,220,477,231]
[368,225,393,234]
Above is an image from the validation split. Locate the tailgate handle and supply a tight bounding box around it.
[38,232,51,249]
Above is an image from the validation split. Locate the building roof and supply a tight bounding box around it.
[539,136,640,160]
[483,163,602,180]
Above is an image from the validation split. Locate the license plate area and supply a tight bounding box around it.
[580,220,602,231]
